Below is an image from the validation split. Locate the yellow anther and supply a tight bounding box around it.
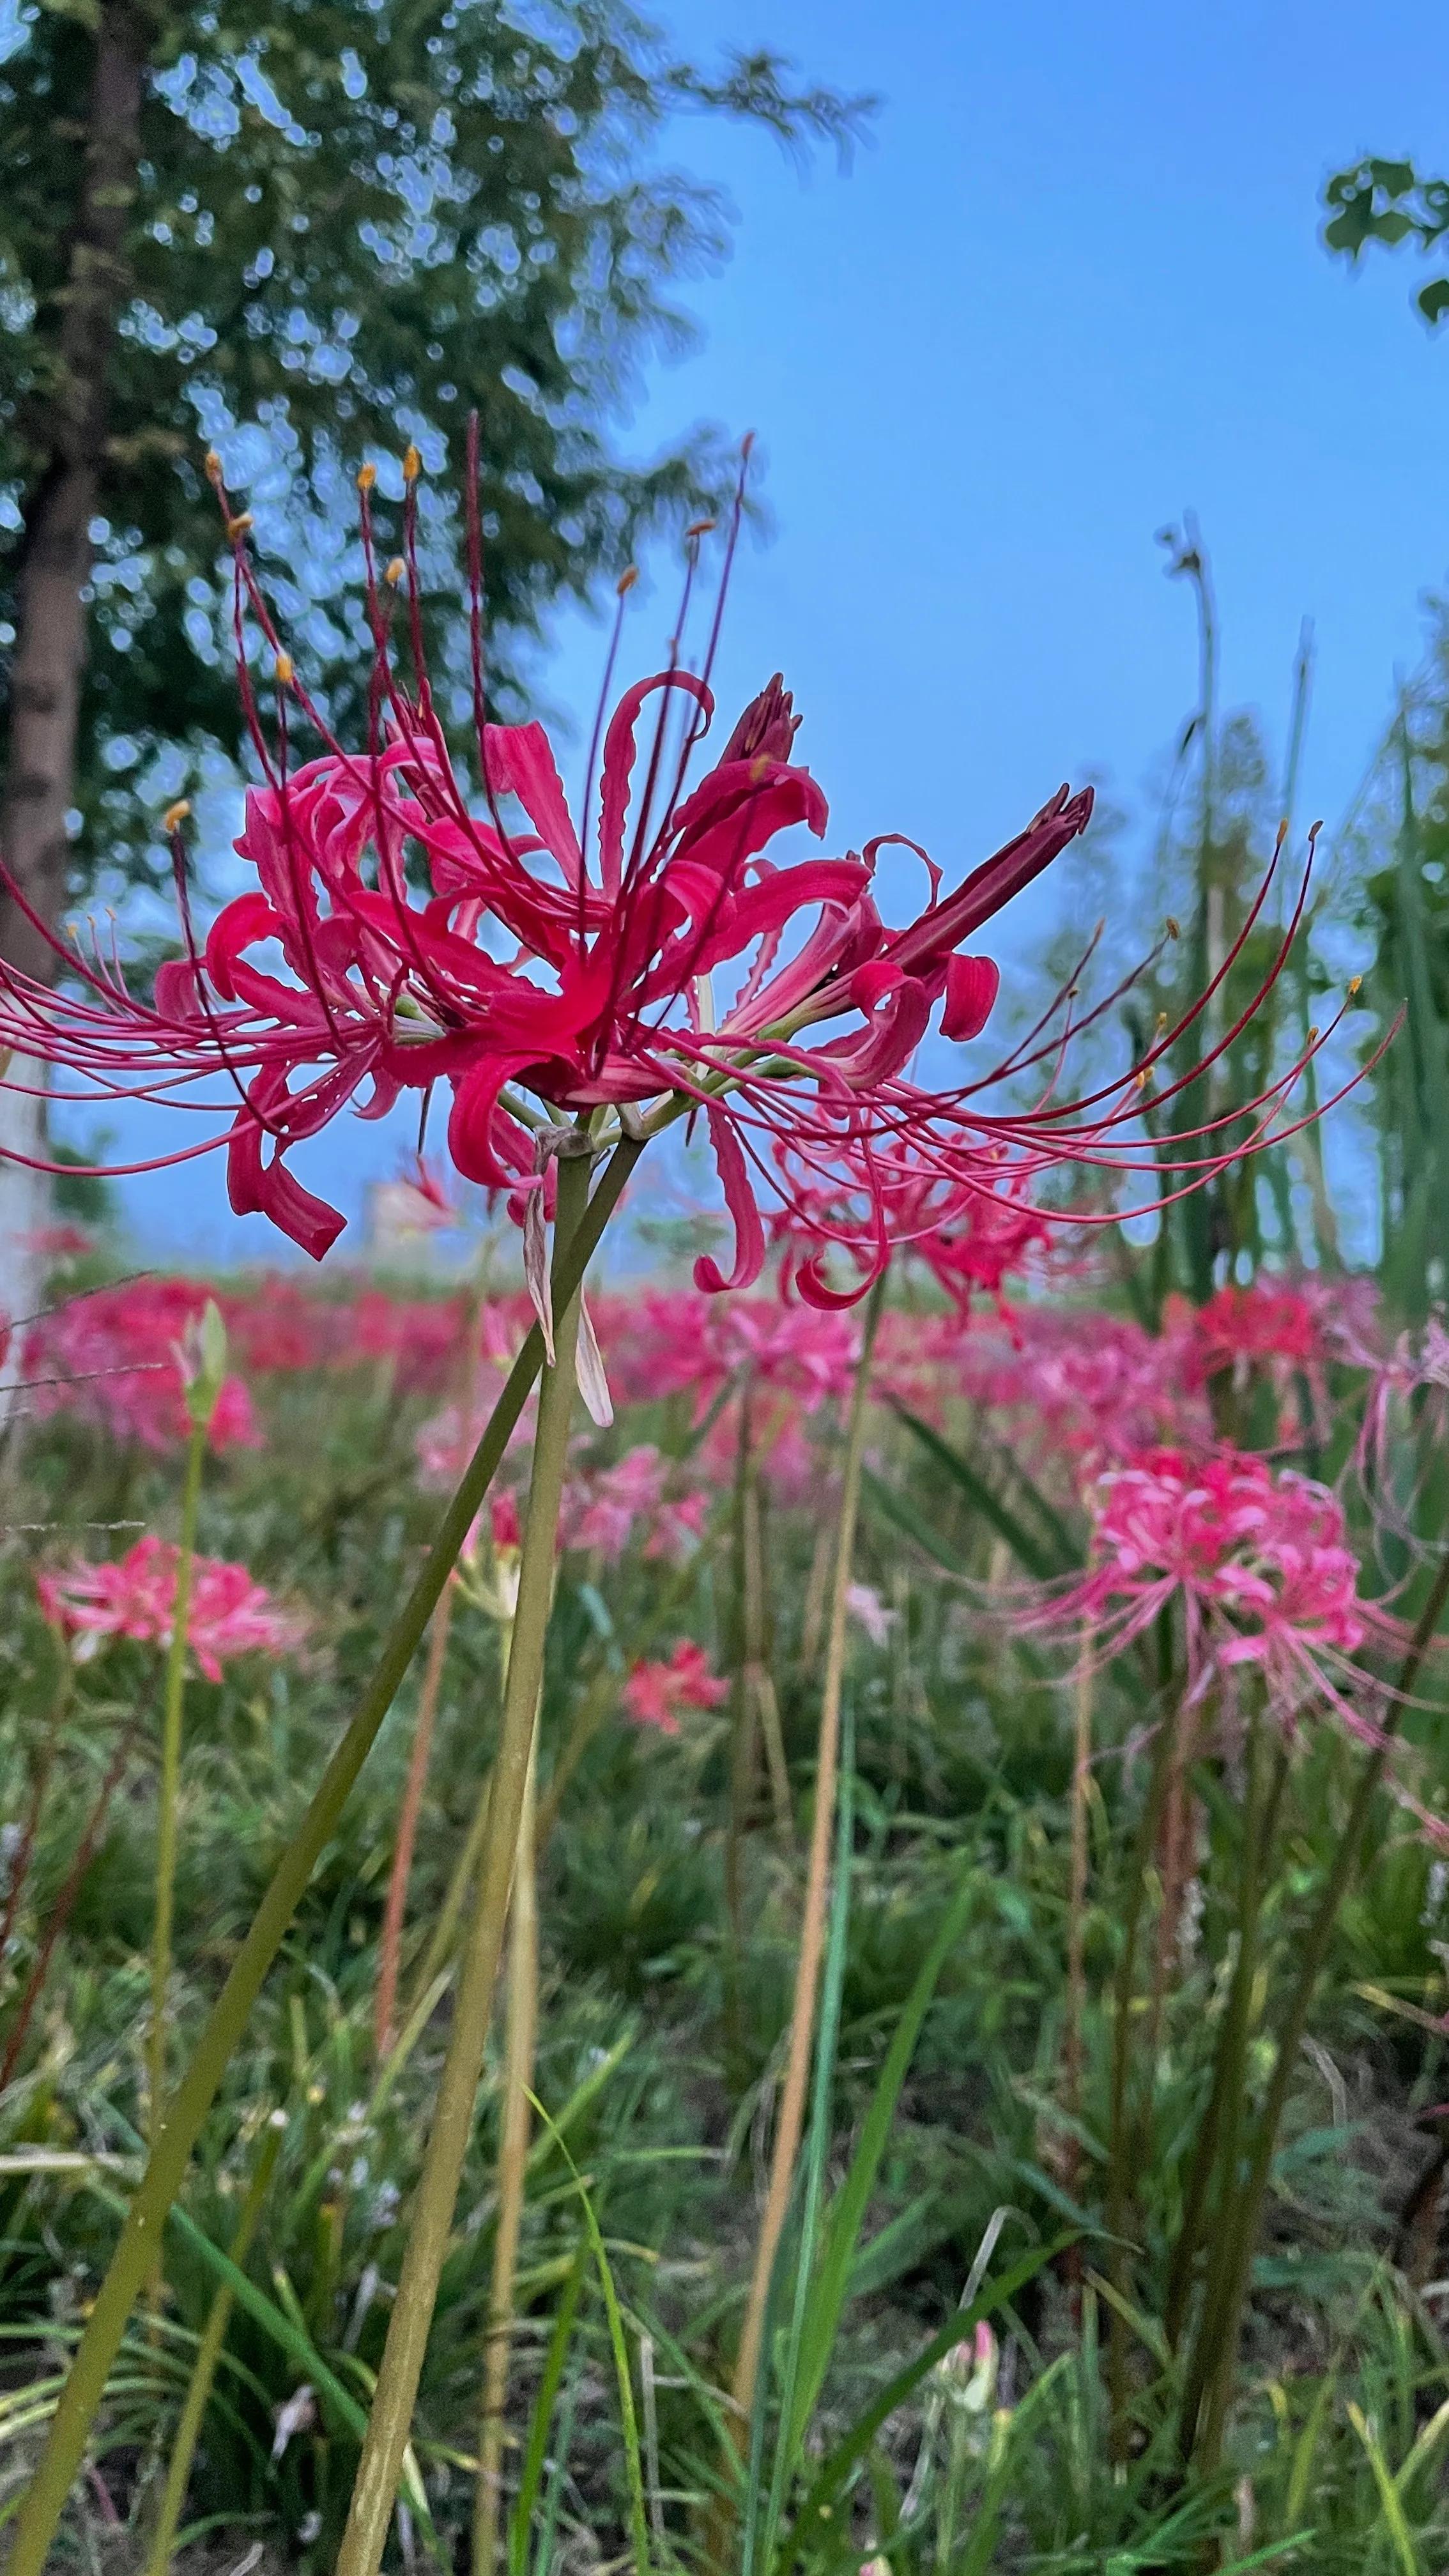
[203,447,224,484]
[162,799,191,833]
[686,517,717,539]
[402,443,422,482]
[1165,915,1180,939]
[225,511,253,540]
[1308,1025,1320,1043]
[357,461,377,491]
[617,566,639,596]
[274,651,293,685]
[384,556,405,585]
[1154,1011,1169,1033]
[1348,974,1362,996]
[1133,1068,1149,1091]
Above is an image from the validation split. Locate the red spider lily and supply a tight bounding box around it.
[17,1279,259,1454]
[621,1639,729,1735]
[910,1303,1208,1479]
[1018,1445,1404,1746]
[38,1535,303,1683]
[0,429,1365,1297]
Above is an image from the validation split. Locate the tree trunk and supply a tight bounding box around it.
[0,6,145,1361]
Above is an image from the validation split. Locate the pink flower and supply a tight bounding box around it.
[622,1641,730,1735]
[0,444,1324,1294]
[560,1444,711,1562]
[37,1535,303,1683]
[19,1280,260,1455]
[1022,1446,1400,1739]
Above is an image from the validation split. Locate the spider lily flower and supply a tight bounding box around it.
[621,1639,729,1735]
[0,437,1356,1294]
[38,1535,302,1682]
[1018,1445,1405,1749]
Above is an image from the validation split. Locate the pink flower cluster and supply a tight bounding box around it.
[559,1445,710,1562]
[37,1535,302,1682]
[19,1280,259,1454]
[622,1641,729,1735]
[1027,1445,1399,1736]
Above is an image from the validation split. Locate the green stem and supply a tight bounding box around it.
[142,2113,284,2576]
[150,1420,205,2144]
[1184,1549,1449,2472]
[336,1147,592,2576]
[7,1135,640,2576]
[474,1736,539,2576]
[728,1269,885,2435]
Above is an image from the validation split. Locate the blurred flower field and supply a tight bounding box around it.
[4,1223,1449,2573]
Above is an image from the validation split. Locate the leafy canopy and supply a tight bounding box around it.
[0,0,870,888]
[1323,156,1449,327]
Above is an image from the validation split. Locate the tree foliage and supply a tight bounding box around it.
[1322,155,1449,328]
[0,0,870,892]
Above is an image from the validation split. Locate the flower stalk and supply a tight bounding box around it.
[149,1412,205,2145]
[728,1266,886,2437]
[6,1135,640,2576]
[335,1144,592,2576]
[473,1735,539,2575]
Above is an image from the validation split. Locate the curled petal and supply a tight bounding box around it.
[942,953,1000,1042]
[694,1106,766,1294]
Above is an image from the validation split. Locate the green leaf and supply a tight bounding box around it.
[889,1406,1077,1579]
[786,1857,977,2460]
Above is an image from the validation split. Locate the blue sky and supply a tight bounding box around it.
[89,0,1449,1261]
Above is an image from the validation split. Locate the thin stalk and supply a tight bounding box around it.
[8,1135,641,2576]
[150,1418,205,2142]
[724,1390,759,2087]
[374,1580,456,2062]
[1105,1706,1176,2460]
[335,1147,592,2576]
[404,1767,494,2031]
[1184,1552,1449,2472]
[743,1455,792,1844]
[142,2112,285,2576]
[1062,1650,1095,2204]
[473,1737,539,2575]
[728,1270,885,2434]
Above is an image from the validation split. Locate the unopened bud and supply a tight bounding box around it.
[357,461,377,491]
[937,2319,998,2412]
[859,2559,891,2576]
[176,1298,230,1436]
[384,557,405,585]
[274,652,293,685]
[163,799,191,834]
[402,443,422,482]
[225,512,253,540]
[617,566,639,596]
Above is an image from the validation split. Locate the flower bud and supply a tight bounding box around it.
[936,2319,997,2412]
[177,1298,230,1436]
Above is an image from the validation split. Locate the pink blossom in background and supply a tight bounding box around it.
[489,1490,523,1553]
[38,1535,303,1683]
[19,1280,260,1455]
[560,1445,710,1562]
[937,1307,1206,1482]
[622,1641,730,1736]
[1021,1445,1402,1743]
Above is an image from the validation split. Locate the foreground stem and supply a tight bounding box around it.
[474,1738,539,2575]
[336,1147,590,2576]
[8,1137,640,2576]
[150,1420,205,2141]
[728,1271,885,2434]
